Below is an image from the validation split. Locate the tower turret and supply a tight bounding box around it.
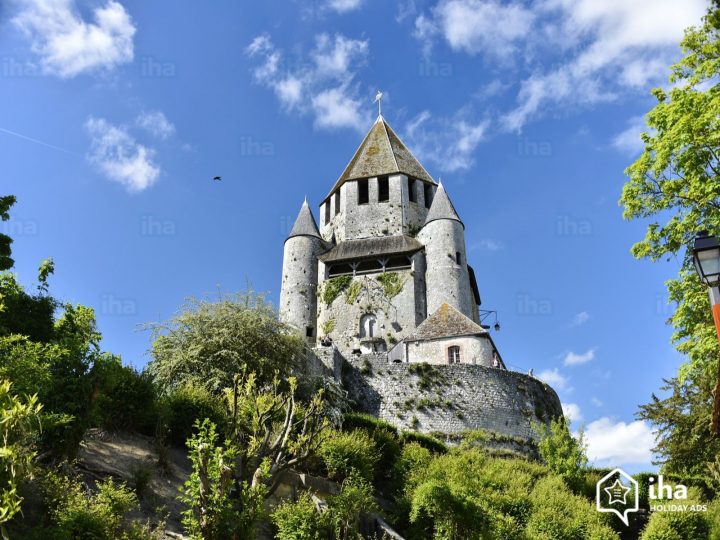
[418,183,475,320]
[280,200,325,344]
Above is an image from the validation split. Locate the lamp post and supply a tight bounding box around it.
[692,231,720,436]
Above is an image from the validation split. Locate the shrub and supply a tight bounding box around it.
[39,471,157,539]
[272,492,330,539]
[709,499,720,540]
[400,430,447,454]
[527,475,619,540]
[0,379,43,536]
[160,382,227,447]
[640,501,710,539]
[535,417,588,493]
[90,355,158,435]
[319,430,379,483]
[342,412,398,436]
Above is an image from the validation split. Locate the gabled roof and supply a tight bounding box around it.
[318,235,423,263]
[324,116,435,201]
[424,182,463,227]
[404,303,487,342]
[286,200,321,241]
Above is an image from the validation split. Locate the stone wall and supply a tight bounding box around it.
[341,354,562,442]
[405,334,495,366]
[279,235,321,344]
[316,268,421,355]
[418,218,475,321]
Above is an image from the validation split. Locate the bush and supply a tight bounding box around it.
[527,475,619,540]
[160,382,227,447]
[90,356,158,435]
[535,417,588,493]
[272,492,330,539]
[709,499,720,540]
[39,471,158,539]
[319,430,379,483]
[641,503,710,539]
[399,430,447,454]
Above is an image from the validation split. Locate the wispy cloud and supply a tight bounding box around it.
[13,0,136,78]
[563,348,596,366]
[414,0,534,61]
[411,0,706,133]
[326,0,365,14]
[562,402,583,423]
[612,116,649,155]
[591,397,603,407]
[571,311,590,327]
[405,108,489,172]
[136,111,176,140]
[583,417,656,467]
[537,368,568,390]
[246,33,370,131]
[85,117,160,193]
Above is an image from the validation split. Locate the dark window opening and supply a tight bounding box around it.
[328,263,353,277]
[324,202,330,224]
[424,184,433,208]
[358,179,369,205]
[306,326,314,338]
[355,259,383,274]
[408,178,417,203]
[378,176,389,202]
[448,346,461,364]
[456,251,462,265]
[334,191,341,216]
[385,256,412,271]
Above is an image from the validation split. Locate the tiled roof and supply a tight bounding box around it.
[324,116,435,201]
[405,303,487,341]
[287,200,321,240]
[425,183,462,227]
[318,234,423,263]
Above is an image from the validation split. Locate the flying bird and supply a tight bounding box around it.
[213,176,221,181]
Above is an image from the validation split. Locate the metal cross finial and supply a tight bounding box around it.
[374,90,383,117]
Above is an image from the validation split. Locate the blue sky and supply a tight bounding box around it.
[0,0,710,471]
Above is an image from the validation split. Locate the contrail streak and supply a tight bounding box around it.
[0,126,80,156]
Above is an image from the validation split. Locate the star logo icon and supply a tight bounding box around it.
[604,479,631,505]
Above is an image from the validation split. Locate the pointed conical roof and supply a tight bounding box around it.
[324,116,435,201]
[286,200,321,241]
[404,303,487,342]
[424,182,463,227]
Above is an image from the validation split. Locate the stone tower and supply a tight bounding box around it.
[418,183,477,322]
[279,200,326,345]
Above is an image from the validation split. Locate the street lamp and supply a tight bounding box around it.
[692,231,720,436]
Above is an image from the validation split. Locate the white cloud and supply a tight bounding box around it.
[591,397,603,407]
[405,109,489,172]
[501,0,706,130]
[326,0,364,14]
[537,368,568,390]
[136,111,175,140]
[571,311,590,327]
[584,417,656,467]
[85,117,160,193]
[13,0,136,78]
[562,402,583,423]
[415,0,534,60]
[246,33,370,131]
[563,348,596,366]
[612,116,649,155]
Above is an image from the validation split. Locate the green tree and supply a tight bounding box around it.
[535,417,588,491]
[0,196,16,272]
[181,374,331,538]
[619,4,720,443]
[146,292,305,393]
[0,380,42,538]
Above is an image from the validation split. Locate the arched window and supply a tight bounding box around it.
[448,346,460,364]
[360,313,377,339]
